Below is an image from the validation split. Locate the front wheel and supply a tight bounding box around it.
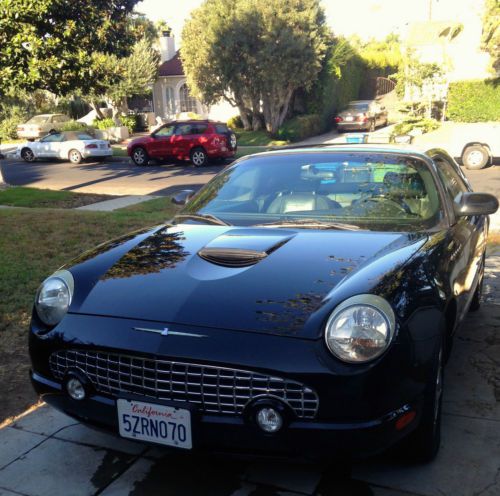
[68,149,82,164]
[190,148,208,167]
[397,345,444,463]
[462,145,490,170]
[131,147,149,166]
[21,148,36,163]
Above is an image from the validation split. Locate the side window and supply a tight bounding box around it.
[215,124,228,134]
[175,124,193,136]
[155,125,175,137]
[192,124,208,135]
[41,133,63,142]
[435,158,468,203]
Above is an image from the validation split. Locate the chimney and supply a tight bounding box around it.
[159,35,176,64]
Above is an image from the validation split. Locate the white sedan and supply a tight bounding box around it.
[17,131,113,164]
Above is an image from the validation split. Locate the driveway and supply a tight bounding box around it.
[0,251,499,496]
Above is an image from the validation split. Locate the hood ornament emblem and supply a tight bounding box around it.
[132,327,207,338]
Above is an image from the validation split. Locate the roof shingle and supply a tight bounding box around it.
[158,51,184,77]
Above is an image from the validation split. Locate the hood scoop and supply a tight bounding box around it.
[198,229,295,268]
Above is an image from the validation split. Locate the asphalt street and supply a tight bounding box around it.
[1,153,498,198]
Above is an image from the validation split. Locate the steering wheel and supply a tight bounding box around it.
[358,195,415,215]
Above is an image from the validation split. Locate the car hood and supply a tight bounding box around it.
[69,224,427,339]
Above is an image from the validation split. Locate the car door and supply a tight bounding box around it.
[148,124,175,158]
[433,153,487,321]
[38,133,64,157]
[171,123,196,159]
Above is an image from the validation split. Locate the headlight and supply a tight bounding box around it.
[35,270,74,326]
[325,295,396,363]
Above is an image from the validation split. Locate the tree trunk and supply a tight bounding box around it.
[90,101,105,120]
[262,89,293,137]
[237,105,252,131]
[0,159,7,190]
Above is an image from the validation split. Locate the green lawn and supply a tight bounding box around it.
[0,199,178,421]
[0,187,114,208]
[112,145,128,157]
[235,129,288,147]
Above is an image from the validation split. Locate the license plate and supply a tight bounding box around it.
[345,116,354,122]
[117,399,192,449]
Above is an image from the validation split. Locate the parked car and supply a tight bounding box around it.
[127,120,237,167]
[29,145,498,462]
[335,100,388,133]
[17,131,112,164]
[16,114,71,139]
[414,122,500,170]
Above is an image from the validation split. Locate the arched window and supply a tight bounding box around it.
[165,86,175,117]
[179,83,198,113]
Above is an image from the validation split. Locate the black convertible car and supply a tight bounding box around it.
[29,145,498,462]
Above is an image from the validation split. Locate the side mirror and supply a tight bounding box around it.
[454,192,499,217]
[172,189,195,206]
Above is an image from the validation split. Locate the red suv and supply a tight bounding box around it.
[127,120,237,167]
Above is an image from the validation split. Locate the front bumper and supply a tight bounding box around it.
[29,313,437,459]
[31,371,420,459]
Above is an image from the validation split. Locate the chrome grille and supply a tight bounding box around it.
[49,350,319,418]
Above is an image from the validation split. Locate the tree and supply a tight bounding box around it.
[181,0,328,135]
[0,0,140,97]
[482,0,500,74]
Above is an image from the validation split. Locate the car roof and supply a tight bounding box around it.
[243,144,439,161]
[165,120,226,125]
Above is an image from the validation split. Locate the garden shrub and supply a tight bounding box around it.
[277,114,323,142]
[447,79,500,122]
[60,121,90,132]
[227,115,243,129]
[392,116,440,137]
[0,106,27,141]
[92,118,115,130]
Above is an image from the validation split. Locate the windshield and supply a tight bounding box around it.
[346,103,369,112]
[27,115,49,124]
[179,152,443,232]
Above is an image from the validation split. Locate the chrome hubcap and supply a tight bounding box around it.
[134,150,145,164]
[468,150,484,166]
[193,151,205,165]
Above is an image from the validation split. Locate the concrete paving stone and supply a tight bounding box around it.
[353,414,500,496]
[11,404,76,437]
[0,438,136,496]
[443,307,500,420]
[0,427,46,470]
[53,423,146,455]
[123,453,246,495]
[244,462,322,495]
[0,488,27,496]
[100,458,154,495]
[76,195,158,212]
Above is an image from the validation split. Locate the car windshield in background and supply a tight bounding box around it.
[347,103,369,112]
[27,115,49,124]
[180,152,444,231]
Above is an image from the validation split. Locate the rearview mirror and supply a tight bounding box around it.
[172,190,195,206]
[454,192,499,217]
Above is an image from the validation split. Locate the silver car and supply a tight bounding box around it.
[335,100,388,133]
[17,114,71,139]
[17,131,112,164]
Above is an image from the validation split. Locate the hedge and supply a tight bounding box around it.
[447,79,500,122]
[277,114,323,142]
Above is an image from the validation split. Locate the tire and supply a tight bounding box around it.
[397,344,444,463]
[21,148,36,163]
[131,147,149,166]
[227,132,237,151]
[68,149,82,164]
[462,145,490,170]
[190,147,208,167]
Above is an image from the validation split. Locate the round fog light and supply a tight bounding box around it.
[256,407,283,433]
[66,377,86,401]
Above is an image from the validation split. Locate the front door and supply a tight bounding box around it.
[38,133,64,157]
[148,124,175,158]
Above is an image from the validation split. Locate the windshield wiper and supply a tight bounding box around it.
[254,219,360,231]
[174,213,231,226]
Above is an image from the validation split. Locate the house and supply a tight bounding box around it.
[152,35,237,122]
